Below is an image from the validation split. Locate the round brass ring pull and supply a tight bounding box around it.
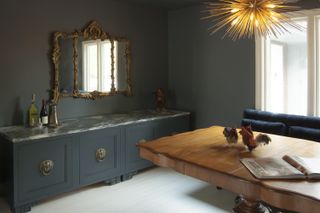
[96,148,107,162]
[39,160,54,176]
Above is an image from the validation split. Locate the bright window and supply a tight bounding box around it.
[82,39,118,92]
[267,42,285,113]
[256,9,320,116]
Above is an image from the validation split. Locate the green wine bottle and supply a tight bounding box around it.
[28,94,38,127]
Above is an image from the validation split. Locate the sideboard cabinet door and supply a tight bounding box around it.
[15,136,73,205]
[124,115,190,173]
[79,128,121,185]
[124,123,155,173]
[155,116,190,138]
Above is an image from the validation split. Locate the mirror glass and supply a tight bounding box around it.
[116,41,128,92]
[80,38,112,93]
[51,21,132,102]
[59,38,74,95]
[77,39,127,93]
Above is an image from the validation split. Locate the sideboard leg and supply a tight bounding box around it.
[104,176,121,185]
[233,196,270,213]
[12,204,32,213]
[121,171,138,181]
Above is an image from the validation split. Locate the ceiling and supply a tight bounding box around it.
[120,0,206,9]
[120,0,315,10]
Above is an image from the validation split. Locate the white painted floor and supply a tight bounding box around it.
[0,167,237,213]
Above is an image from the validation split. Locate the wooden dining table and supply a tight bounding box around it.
[138,126,320,213]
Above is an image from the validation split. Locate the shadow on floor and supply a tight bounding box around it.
[187,184,236,212]
[187,185,298,213]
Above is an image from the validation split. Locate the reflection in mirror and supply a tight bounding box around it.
[51,21,132,102]
[77,38,130,94]
[60,38,74,95]
[116,41,127,92]
[81,39,114,93]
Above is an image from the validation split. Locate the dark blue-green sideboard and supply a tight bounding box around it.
[0,109,190,213]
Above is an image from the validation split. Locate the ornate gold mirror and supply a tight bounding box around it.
[51,21,132,103]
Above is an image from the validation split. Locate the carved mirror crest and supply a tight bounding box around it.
[51,21,132,103]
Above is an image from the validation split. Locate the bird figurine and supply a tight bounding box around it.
[255,133,272,145]
[153,88,166,111]
[239,125,272,151]
[223,127,238,145]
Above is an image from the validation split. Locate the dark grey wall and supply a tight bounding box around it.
[167,2,320,129]
[168,5,255,129]
[1,0,319,186]
[0,0,168,127]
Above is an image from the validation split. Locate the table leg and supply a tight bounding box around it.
[233,196,271,213]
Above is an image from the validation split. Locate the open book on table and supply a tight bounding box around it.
[240,155,320,180]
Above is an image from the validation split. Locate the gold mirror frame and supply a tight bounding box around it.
[51,21,132,103]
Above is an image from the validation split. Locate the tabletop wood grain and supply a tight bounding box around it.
[138,126,320,213]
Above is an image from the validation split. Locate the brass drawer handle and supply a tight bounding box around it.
[39,160,54,176]
[96,148,106,162]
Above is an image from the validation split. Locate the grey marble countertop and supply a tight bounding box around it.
[0,109,190,143]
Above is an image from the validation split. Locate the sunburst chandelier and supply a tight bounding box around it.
[204,0,300,40]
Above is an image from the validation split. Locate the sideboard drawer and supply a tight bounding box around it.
[79,128,121,185]
[16,137,73,203]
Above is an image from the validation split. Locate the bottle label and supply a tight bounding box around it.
[41,116,48,125]
[30,117,36,127]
